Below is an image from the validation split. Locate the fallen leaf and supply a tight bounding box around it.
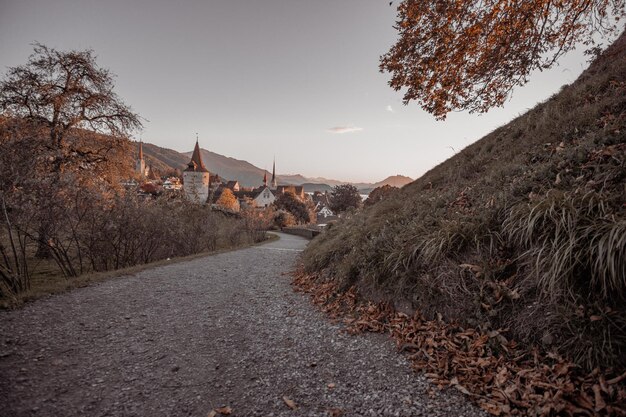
[328,407,344,416]
[607,370,626,385]
[479,400,502,416]
[207,411,217,417]
[592,384,606,411]
[283,396,297,410]
[214,406,232,415]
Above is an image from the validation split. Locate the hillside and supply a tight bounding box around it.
[134,142,189,175]
[302,30,626,375]
[191,148,269,187]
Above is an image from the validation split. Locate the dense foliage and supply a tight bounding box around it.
[274,192,314,224]
[215,188,240,211]
[381,0,625,119]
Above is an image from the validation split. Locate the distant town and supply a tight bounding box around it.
[128,139,413,225]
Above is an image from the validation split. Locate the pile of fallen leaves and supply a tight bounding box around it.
[292,270,626,416]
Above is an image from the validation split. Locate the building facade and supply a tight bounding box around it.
[183,140,210,203]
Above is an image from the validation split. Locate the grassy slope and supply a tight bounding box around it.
[302,33,626,371]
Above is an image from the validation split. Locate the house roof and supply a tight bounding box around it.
[184,140,209,173]
[234,186,274,201]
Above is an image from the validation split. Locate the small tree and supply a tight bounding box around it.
[381,0,625,119]
[329,184,362,214]
[274,210,297,228]
[274,192,312,224]
[216,188,240,212]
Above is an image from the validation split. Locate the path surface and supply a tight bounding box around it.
[0,233,484,417]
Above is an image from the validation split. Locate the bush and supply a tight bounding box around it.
[274,192,312,224]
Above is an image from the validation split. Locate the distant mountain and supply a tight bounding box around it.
[137,141,412,191]
[301,183,334,193]
[372,175,414,188]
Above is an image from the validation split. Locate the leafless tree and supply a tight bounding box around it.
[0,43,142,258]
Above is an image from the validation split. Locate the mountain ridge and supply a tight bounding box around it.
[137,142,413,191]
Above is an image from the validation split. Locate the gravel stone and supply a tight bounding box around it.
[0,233,486,417]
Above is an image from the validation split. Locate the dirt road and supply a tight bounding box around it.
[0,233,483,416]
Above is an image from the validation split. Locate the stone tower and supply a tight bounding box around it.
[136,141,146,178]
[183,139,210,203]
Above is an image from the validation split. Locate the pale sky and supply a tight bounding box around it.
[0,0,613,182]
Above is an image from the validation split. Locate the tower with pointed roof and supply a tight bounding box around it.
[136,140,147,178]
[183,137,210,203]
[271,158,277,189]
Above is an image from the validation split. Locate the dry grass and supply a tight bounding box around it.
[302,32,626,371]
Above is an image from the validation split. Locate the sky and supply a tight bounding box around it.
[0,0,613,183]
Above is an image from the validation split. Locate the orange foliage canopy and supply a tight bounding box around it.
[380,0,625,119]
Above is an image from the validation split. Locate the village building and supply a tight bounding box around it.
[317,206,334,218]
[209,173,223,190]
[163,177,182,190]
[225,181,240,192]
[183,139,210,203]
[232,171,276,208]
[253,185,275,207]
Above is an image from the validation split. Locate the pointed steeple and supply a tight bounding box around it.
[136,140,146,178]
[185,136,209,173]
[263,170,268,187]
[271,157,277,189]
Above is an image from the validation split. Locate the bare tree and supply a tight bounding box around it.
[0,43,141,148]
[0,43,142,257]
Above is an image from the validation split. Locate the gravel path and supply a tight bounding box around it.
[0,233,485,417]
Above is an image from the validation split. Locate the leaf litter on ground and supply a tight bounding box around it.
[292,269,626,416]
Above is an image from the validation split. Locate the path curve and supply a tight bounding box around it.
[0,233,484,417]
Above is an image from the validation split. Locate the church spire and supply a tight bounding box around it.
[185,134,209,173]
[136,139,146,178]
[271,157,277,189]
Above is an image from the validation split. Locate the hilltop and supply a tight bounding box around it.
[302,30,626,375]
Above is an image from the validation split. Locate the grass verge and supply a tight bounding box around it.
[0,232,278,310]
